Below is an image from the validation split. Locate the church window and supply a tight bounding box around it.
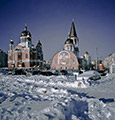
[38,56,41,59]
[26,53,28,58]
[9,55,12,60]
[59,51,69,57]
[18,53,21,59]
[18,52,22,60]
[70,46,72,51]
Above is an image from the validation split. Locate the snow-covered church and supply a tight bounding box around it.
[8,25,43,68]
[51,21,91,71]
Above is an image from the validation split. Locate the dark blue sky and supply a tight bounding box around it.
[0,0,115,60]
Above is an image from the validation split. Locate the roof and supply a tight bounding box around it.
[36,40,42,47]
[69,22,77,37]
[65,38,73,44]
[85,51,89,54]
[21,26,31,37]
[10,40,14,44]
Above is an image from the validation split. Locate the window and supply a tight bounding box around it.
[18,53,21,59]
[26,53,28,58]
[38,56,41,59]
[18,52,22,60]
[9,55,12,60]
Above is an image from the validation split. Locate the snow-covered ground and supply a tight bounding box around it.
[0,74,115,120]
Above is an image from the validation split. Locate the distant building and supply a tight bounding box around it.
[110,64,115,73]
[0,49,8,68]
[51,21,80,71]
[103,53,115,69]
[91,60,104,70]
[78,57,87,70]
[83,51,91,69]
[8,25,43,68]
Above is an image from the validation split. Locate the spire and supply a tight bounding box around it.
[36,40,42,48]
[69,21,77,37]
[24,24,27,31]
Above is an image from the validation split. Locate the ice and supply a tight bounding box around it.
[0,74,115,119]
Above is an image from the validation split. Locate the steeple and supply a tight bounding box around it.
[69,21,77,37]
[65,20,79,58]
[36,40,42,48]
[24,24,27,31]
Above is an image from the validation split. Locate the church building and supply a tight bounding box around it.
[51,22,80,71]
[8,25,43,68]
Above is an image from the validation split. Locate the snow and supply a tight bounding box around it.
[77,70,101,81]
[0,74,115,120]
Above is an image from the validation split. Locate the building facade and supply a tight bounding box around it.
[8,26,43,68]
[110,64,115,73]
[51,50,79,70]
[0,49,8,68]
[103,53,115,69]
[51,21,80,71]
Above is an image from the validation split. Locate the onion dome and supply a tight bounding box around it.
[65,38,73,44]
[75,47,79,51]
[21,26,31,37]
[36,40,42,47]
[85,51,89,54]
[10,40,14,44]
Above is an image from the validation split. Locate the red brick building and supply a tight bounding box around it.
[8,26,43,68]
[51,50,79,70]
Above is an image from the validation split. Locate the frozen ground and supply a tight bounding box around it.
[0,73,115,120]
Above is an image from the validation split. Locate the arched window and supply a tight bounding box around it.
[18,53,21,59]
[26,53,28,58]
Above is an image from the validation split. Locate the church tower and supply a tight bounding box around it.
[64,21,79,57]
[9,38,14,50]
[20,25,32,48]
[36,40,43,61]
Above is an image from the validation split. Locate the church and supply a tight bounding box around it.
[8,25,43,68]
[51,22,80,71]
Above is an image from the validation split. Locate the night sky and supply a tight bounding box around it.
[0,0,115,61]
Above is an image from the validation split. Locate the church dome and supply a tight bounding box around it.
[10,40,14,44]
[85,51,89,55]
[21,26,31,37]
[65,38,73,44]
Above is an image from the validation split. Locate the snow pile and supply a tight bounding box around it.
[0,74,115,120]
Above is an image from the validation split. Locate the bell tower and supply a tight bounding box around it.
[36,40,43,61]
[9,38,14,50]
[64,21,79,57]
[20,25,32,48]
